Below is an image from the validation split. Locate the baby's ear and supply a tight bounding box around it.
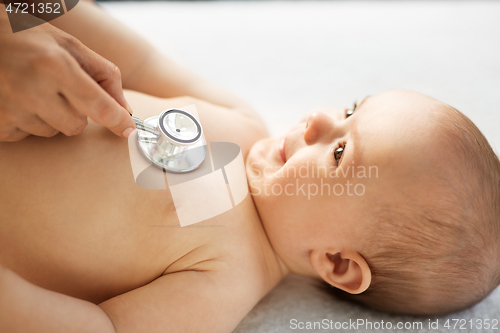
[310,249,371,294]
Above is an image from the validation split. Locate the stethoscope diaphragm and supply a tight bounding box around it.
[132,109,207,173]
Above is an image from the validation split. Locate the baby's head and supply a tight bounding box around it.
[246,90,500,315]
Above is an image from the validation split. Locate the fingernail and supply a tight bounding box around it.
[122,127,134,138]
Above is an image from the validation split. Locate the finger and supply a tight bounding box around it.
[95,63,134,115]
[37,93,88,137]
[58,36,133,114]
[0,127,30,142]
[56,53,135,137]
[17,115,59,138]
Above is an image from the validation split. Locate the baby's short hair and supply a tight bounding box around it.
[323,103,500,315]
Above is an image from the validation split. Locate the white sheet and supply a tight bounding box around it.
[101,2,500,332]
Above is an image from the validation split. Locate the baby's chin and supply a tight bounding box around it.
[245,140,279,204]
[246,137,273,160]
[246,137,281,171]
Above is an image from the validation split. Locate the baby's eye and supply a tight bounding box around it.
[334,146,344,165]
[345,101,358,118]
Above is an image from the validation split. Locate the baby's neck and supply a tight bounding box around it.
[249,198,291,282]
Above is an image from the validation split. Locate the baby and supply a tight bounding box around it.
[246,89,500,315]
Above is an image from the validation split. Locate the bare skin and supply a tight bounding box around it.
[1,1,468,330]
[0,91,287,333]
[0,2,286,332]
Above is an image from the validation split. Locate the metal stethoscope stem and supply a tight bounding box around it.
[131,116,159,137]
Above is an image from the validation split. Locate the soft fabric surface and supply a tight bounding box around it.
[235,274,500,333]
[101,1,500,332]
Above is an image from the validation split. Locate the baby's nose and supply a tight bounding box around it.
[303,111,336,144]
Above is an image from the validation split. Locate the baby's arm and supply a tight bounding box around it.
[99,267,259,333]
[0,265,114,333]
[0,263,258,333]
[50,1,255,117]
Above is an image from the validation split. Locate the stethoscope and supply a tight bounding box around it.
[131,109,207,173]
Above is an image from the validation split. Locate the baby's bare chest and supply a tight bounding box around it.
[0,190,173,301]
[0,117,264,304]
[0,187,261,305]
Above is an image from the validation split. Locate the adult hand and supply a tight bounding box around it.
[0,12,136,141]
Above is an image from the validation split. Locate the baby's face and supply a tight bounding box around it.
[246,90,444,274]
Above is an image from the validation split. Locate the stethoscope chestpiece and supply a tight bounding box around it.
[132,109,207,173]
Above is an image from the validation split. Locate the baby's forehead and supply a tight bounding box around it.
[352,94,454,195]
[354,95,443,159]
[360,90,442,121]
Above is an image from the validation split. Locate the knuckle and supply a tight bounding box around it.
[92,100,116,125]
[33,49,65,73]
[65,117,88,136]
[108,63,122,81]
[13,133,29,142]
[0,130,25,142]
[39,126,59,138]
[61,34,79,48]
[39,49,62,65]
